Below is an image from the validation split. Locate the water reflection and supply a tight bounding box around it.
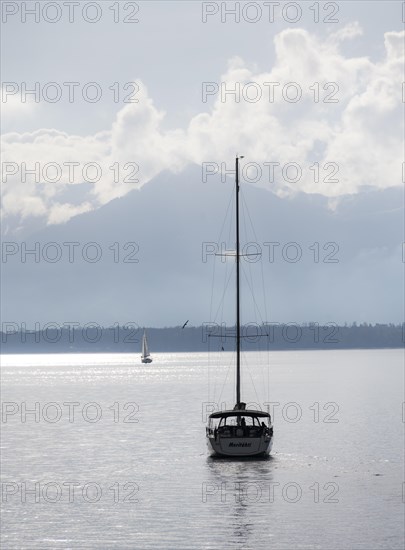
[205,456,276,548]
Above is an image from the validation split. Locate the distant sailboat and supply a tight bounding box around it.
[141,330,152,363]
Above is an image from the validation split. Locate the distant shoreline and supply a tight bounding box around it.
[1,324,403,354]
[0,347,403,355]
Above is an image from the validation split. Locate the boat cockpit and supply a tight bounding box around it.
[206,410,273,439]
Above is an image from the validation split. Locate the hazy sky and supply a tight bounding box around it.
[1,1,404,328]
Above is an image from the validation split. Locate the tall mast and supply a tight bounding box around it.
[235,155,242,406]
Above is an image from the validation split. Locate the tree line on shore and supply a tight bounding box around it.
[1,323,403,353]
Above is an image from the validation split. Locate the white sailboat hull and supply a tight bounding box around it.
[206,434,273,457]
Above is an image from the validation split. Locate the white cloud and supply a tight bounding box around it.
[0,92,38,123]
[330,21,363,43]
[186,25,403,196]
[47,202,94,225]
[1,25,403,231]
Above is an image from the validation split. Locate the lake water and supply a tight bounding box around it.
[1,349,404,549]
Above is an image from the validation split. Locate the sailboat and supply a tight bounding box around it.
[206,156,274,457]
[141,330,152,364]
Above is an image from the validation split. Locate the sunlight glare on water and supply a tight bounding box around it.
[1,349,404,549]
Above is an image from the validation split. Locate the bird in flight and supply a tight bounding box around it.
[182,320,189,329]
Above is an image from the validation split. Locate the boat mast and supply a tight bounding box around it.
[235,155,242,406]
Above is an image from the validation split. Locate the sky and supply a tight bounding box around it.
[1,0,404,329]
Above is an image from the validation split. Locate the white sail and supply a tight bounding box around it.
[141,330,152,363]
[142,331,149,358]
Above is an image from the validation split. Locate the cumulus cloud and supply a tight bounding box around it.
[1,24,403,230]
[186,26,403,197]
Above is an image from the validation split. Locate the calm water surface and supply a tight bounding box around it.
[1,350,404,549]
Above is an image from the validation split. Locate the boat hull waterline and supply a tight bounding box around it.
[206,435,273,457]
